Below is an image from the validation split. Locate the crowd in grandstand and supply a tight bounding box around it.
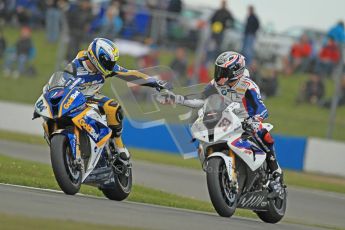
[1,0,345,107]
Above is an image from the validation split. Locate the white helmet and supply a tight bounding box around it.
[87,38,119,76]
[214,51,246,83]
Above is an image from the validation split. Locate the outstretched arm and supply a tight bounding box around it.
[110,65,171,91]
[157,82,218,108]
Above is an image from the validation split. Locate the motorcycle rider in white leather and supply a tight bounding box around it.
[158,51,284,193]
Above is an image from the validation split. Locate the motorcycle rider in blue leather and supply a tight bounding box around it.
[63,38,169,160]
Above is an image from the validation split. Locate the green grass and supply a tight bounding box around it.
[0,212,146,230]
[1,129,345,194]
[0,153,256,219]
[1,27,345,141]
[265,74,345,141]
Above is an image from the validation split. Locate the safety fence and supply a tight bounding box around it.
[1,100,344,177]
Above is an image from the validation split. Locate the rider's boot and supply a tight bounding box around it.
[109,124,131,161]
[114,136,130,161]
[261,131,284,185]
[266,145,285,198]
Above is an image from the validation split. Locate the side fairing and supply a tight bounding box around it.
[71,108,112,181]
[191,117,209,142]
[34,94,53,119]
[227,134,266,171]
[58,88,86,118]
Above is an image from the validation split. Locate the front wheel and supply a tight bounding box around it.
[102,161,132,201]
[50,134,81,195]
[256,187,287,223]
[206,157,238,217]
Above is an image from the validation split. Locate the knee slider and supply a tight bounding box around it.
[115,106,123,124]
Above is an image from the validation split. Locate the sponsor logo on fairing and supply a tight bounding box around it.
[79,118,99,140]
[63,91,80,109]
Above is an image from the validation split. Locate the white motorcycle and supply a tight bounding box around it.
[191,94,287,223]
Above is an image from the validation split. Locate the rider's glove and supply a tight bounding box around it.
[242,116,262,133]
[156,90,184,105]
[154,80,173,92]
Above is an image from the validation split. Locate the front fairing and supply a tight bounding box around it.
[35,87,86,119]
[191,105,242,143]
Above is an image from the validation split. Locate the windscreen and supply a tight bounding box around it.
[203,94,228,129]
[47,72,74,89]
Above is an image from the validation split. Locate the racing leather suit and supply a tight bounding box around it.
[64,50,162,152]
[178,69,281,174]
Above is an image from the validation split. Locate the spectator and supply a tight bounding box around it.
[15,0,46,28]
[242,5,260,66]
[100,1,123,39]
[120,1,137,39]
[249,61,278,98]
[15,2,31,26]
[0,30,6,58]
[170,47,187,79]
[166,0,183,39]
[66,0,93,61]
[3,26,35,79]
[260,70,278,98]
[167,0,182,13]
[296,74,325,105]
[45,0,63,43]
[208,0,234,61]
[0,0,16,24]
[314,37,340,77]
[327,21,345,44]
[287,34,313,74]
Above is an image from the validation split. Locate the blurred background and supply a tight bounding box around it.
[0,0,344,174]
[0,1,345,229]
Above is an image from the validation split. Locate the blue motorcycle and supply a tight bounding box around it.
[33,72,132,200]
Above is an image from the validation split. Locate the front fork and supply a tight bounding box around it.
[228,149,239,193]
[200,146,239,193]
[73,126,83,170]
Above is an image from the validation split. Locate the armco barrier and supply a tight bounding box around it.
[274,135,307,171]
[2,100,344,176]
[305,138,345,177]
[122,119,307,170]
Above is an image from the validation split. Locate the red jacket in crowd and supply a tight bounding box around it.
[319,40,340,63]
[290,42,312,58]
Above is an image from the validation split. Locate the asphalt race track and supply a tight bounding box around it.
[0,140,345,229]
[0,184,324,230]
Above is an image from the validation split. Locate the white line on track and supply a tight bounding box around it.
[0,182,230,218]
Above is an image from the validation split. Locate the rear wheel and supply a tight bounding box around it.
[50,134,81,195]
[206,157,238,217]
[102,160,132,201]
[256,187,287,223]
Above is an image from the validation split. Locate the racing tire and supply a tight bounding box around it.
[102,166,132,201]
[206,157,238,217]
[50,134,81,195]
[256,187,287,223]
